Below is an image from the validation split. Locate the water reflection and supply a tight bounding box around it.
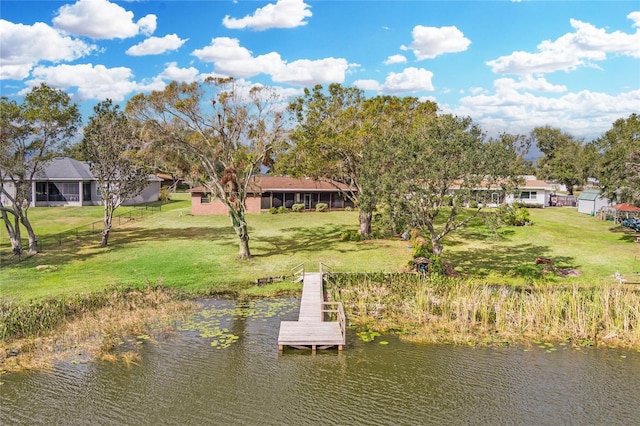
[2,298,639,425]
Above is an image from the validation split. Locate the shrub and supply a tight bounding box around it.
[277,206,287,214]
[413,240,432,258]
[469,200,479,209]
[159,186,172,203]
[344,206,353,212]
[316,203,328,212]
[269,207,278,214]
[292,203,305,212]
[341,229,363,242]
[429,255,446,277]
[498,204,532,226]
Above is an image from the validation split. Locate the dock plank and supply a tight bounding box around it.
[278,271,345,351]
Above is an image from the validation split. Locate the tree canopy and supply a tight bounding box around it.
[380,114,525,256]
[126,78,287,259]
[596,113,640,204]
[0,83,80,254]
[83,99,151,247]
[283,84,437,236]
[532,126,585,195]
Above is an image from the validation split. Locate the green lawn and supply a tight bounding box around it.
[445,207,639,283]
[0,195,409,301]
[1,196,638,302]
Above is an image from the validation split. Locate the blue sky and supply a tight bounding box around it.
[1,0,638,140]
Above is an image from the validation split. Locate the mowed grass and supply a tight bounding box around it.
[1,194,638,302]
[0,195,409,301]
[445,207,640,283]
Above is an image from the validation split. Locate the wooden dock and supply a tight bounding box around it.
[278,270,346,352]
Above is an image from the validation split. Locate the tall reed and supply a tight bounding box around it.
[325,273,640,349]
[0,284,184,341]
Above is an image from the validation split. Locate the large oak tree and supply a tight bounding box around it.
[532,126,584,195]
[0,84,80,254]
[127,78,286,259]
[83,100,151,247]
[283,84,437,237]
[596,114,640,204]
[381,114,526,256]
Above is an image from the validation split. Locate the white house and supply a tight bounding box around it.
[505,177,555,207]
[1,157,161,207]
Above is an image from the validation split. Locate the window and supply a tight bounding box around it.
[36,182,80,202]
[36,182,48,201]
[201,193,212,204]
[83,183,92,201]
[519,191,537,200]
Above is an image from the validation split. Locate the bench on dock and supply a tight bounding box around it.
[278,268,346,353]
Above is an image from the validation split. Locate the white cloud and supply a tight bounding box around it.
[456,85,640,139]
[0,19,96,80]
[192,37,282,78]
[382,67,434,93]
[486,15,640,75]
[53,0,157,39]
[158,62,200,83]
[494,76,567,93]
[222,0,312,31]
[26,63,137,101]
[272,58,349,85]
[353,79,382,91]
[401,25,471,60]
[192,37,349,86]
[126,34,188,56]
[384,54,407,65]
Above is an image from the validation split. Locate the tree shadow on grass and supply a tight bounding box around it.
[1,226,237,269]
[445,243,578,278]
[608,225,640,243]
[254,224,372,257]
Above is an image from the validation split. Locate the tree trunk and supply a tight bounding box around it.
[2,210,23,255]
[358,210,372,237]
[101,205,114,247]
[230,208,252,260]
[431,240,443,256]
[19,215,38,254]
[427,225,443,256]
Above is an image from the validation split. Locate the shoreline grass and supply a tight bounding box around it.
[326,273,640,350]
[0,285,195,372]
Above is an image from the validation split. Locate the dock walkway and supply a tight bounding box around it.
[278,271,346,352]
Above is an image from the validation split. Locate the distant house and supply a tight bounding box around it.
[577,189,611,214]
[1,157,161,207]
[457,176,555,208]
[190,175,355,215]
[506,178,555,207]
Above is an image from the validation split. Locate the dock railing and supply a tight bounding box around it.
[321,301,346,344]
[291,263,305,282]
[319,262,332,276]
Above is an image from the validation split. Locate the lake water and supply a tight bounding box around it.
[2,298,639,425]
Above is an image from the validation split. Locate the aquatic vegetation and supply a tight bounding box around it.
[326,272,640,349]
[356,330,381,343]
[0,286,194,372]
[178,298,298,350]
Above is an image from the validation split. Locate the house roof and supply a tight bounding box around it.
[191,175,354,194]
[33,157,161,182]
[450,177,554,191]
[520,179,555,190]
[35,157,94,180]
[612,203,640,212]
[251,175,353,192]
[577,189,602,201]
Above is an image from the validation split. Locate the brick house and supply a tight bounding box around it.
[190,175,355,215]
